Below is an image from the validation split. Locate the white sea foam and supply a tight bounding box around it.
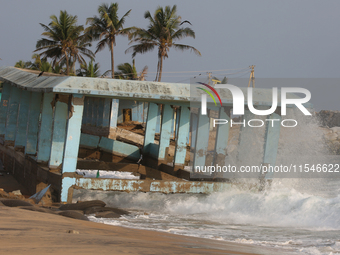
[76,170,140,179]
[73,110,340,255]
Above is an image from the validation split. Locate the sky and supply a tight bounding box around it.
[0,0,339,110]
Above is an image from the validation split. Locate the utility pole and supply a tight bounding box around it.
[248,65,255,88]
[207,72,212,86]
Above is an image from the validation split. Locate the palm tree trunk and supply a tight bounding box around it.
[155,60,159,81]
[65,52,69,75]
[158,56,163,82]
[72,56,76,75]
[111,40,114,78]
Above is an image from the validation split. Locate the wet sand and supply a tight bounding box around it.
[0,205,288,255]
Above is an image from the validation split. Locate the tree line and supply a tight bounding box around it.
[15,3,201,82]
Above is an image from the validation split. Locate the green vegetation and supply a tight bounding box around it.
[15,3,200,81]
[126,5,201,81]
[86,3,132,78]
[34,10,94,75]
[113,59,148,80]
[77,60,101,77]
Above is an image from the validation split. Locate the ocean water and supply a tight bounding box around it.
[73,180,340,255]
[73,110,340,254]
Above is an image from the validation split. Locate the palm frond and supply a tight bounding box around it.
[172,43,201,56]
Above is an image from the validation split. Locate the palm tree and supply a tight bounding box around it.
[14,60,32,69]
[35,10,94,75]
[77,60,101,77]
[126,5,201,82]
[86,3,132,78]
[113,59,148,80]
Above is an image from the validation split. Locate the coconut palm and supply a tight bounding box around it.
[86,3,132,78]
[113,59,148,80]
[77,60,101,77]
[126,5,201,82]
[35,10,94,75]
[14,60,32,69]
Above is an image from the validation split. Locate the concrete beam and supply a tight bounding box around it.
[98,137,140,160]
[73,178,232,194]
[76,160,181,181]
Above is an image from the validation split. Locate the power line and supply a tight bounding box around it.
[147,67,250,74]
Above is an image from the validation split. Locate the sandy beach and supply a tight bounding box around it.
[0,204,287,255]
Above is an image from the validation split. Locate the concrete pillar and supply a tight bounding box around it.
[49,95,69,168]
[263,113,281,179]
[5,87,22,144]
[193,109,210,168]
[155,105,161,133]
[37,93,54,163]
[96,98,104,127]
[14,90,31,148]
[25,92,43,155]
[143,102,158,155]
[174,106,190,165]
[158,104,173,160]
[143,102,148,123]
[190,113,198,150]
[102,98,111,128]
[82,97,89,125]
[214,107,230,165]
[92,98,98,127]
[87,97,93,126]
[132,101,138,122]
[61,94,84,202]
[237,110,267,167]
[110,99,119,129]
[0,83,12,135]
[137,101,144,123]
